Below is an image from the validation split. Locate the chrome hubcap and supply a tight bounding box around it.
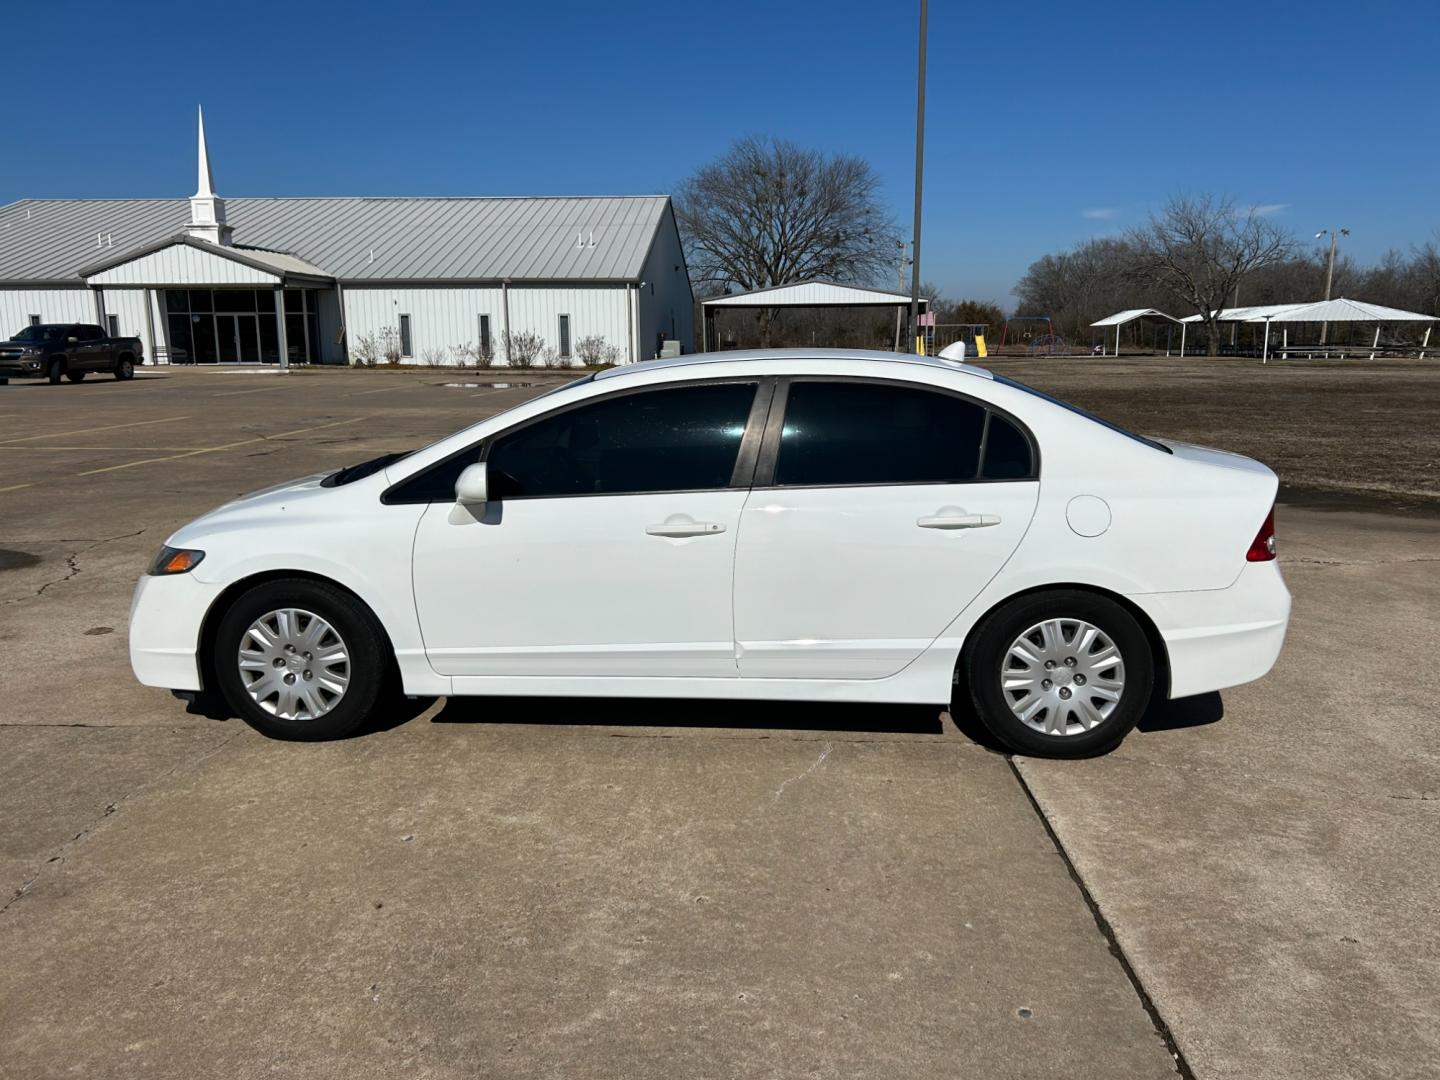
[1001,618,1125,737]
[237,608,350,720]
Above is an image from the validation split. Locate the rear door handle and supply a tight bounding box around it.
[917,512,1001,530]
[646,517,727,537]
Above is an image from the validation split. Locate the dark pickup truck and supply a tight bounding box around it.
[0,323,143,384]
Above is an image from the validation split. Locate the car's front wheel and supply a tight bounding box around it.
[47,359,65,385]
[963,590,1153,758]
[214,578,389,741]
[115,357,135,380]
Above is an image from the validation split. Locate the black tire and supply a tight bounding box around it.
[213,578,390,741]
[115,356,135,380]
[962,590,1153,758]
[67,371,86,383]
[47,359,65,385]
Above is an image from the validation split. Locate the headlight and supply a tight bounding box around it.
[148,546,206,575]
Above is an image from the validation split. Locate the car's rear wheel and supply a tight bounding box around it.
[214,578,389,741]
[47,359,65,385]
[963,590,1153,758]
[115,357,135,380]
[67,371,86,383]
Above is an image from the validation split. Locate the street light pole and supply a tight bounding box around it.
[907,0,928,353]
[1317,227,1349,346]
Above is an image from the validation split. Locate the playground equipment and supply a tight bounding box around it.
[1025,333,1071,356]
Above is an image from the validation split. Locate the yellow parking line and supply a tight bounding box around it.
[0,445,211,452]
[213,384,292,397]
[348,384,417,396]
[75,417,367,476]
[0,415,192,446]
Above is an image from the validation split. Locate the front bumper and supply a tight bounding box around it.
[0,358,45,377]
[1131,561,1292,699]
[128,571,225,691]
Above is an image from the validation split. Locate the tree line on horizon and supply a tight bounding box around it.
[673,137,1439,354]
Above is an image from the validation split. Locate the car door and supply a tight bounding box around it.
[733,377,1040,681]
[75,325,105,371]
[407,379,769,679]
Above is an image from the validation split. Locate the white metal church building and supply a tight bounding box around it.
[0,111,694,366]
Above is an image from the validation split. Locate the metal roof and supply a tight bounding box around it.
[77,235,334,282]
[701,280,929,307]
[1180,298,1437,323]
[0,196,673,284]
[1238,298,1436,323]
[1090,308,1183,327]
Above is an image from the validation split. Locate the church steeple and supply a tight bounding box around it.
[187,106,231,245]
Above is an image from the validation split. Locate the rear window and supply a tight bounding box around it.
[775,381,987,487]
[991,374,1172,454]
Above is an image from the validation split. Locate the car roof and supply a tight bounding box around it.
[592,348,994,382]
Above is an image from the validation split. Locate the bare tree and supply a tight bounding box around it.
[676,136,897,345]
[1125,195,1294,356]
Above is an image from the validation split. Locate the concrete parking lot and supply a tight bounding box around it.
[1,363,1437,1079]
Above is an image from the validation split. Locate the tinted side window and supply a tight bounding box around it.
[775,382,986,487]
[981,414,1035,479]
[487,382,757,498]
[77,325,103,341]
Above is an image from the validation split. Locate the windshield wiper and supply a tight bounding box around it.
[322,450,413,487]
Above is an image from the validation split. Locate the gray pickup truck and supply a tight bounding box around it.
[0,323,143,384]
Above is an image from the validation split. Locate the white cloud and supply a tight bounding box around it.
[1081,207,1118,220]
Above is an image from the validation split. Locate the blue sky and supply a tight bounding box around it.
[8,0,1438,305]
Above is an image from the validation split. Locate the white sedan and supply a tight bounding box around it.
[130,349,1290,757]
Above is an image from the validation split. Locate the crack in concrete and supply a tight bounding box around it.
[0,528,147,606]
[0,729,241,918]
[771,741,833,803]
[1008,758,1193,1080]
[1285,555,1440,568]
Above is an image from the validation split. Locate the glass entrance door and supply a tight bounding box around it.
[216,314,261,363]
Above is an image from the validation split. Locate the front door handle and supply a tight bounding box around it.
[646,515,727,537]
[917,512,1001,530]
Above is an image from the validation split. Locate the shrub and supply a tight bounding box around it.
[379,326,402,366]
[502,330,545,368]
[350,333,381,367]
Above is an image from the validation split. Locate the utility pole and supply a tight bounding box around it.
[1316,227,1349,345]
[907,0,928,353]
[892,240,907,351]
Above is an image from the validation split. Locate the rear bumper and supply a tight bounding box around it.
[128,572,223,691]
[1131,561,1291,699]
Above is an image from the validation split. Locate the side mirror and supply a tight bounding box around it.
[455,461,488,505]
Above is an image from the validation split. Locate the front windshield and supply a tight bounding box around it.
[12,325,63,343]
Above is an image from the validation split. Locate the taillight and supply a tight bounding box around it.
[1246,508,1277,562]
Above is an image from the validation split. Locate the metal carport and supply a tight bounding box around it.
[699,280,928,352]
[1089,308,1186,357]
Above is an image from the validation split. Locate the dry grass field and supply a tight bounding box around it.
[981,356,1440,511]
